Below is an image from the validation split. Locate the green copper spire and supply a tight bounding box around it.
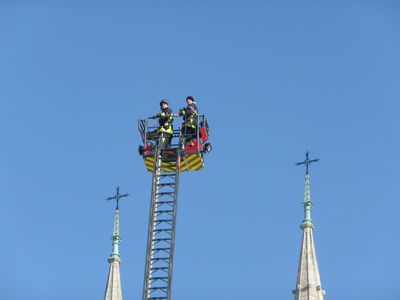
[106,186,130,259]
[295,151,319,226]
[302,174,313,226]
[111,207,121,257]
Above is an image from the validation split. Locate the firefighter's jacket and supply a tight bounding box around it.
[155,107,173,134]
[179,103,198,128]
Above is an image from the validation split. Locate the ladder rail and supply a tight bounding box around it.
[142,134,182,300]
[142,148,162,300]
[166,143,181,298]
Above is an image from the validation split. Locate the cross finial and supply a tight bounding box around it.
[295,151,319,175]
[106,186,130,209]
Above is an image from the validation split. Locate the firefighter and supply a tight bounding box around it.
[178,96,198,144]
[148,99,174,150]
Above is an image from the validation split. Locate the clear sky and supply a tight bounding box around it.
[1,1,399,299]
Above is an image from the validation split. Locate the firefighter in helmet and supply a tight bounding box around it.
[148,99,174,150]
[178,96,198,144]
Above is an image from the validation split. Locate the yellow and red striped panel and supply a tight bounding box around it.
[144,153,204,173]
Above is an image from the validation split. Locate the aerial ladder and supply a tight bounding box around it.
[138,114,211,300]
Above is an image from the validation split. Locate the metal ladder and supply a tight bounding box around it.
[142,137,181,300]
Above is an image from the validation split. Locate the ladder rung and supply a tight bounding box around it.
[152,238,172,242]
[151,257,169,261]
[156,192,174,196]
[156,201,174,205]
[153,247,170,252]
[155,219,173,223]
[158,173,176,177]
[155,210,173,214]
[154,229,172,233]
[158,183,175,187]
[149,289,167,293]
[150,267,169,271]
[151,276,169,280]
[149,287,168,291]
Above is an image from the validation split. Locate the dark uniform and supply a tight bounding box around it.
[148,101,174,150]
[179,101,198,143]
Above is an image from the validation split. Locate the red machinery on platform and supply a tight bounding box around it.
[138,115,211,172]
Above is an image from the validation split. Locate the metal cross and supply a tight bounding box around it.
[106,186,130,209]
[295,151,320,175]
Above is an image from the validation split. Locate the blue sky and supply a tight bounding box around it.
[1,1,399,299]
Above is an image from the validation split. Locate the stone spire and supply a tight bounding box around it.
[293,152,325,300]
[104,187,129,300]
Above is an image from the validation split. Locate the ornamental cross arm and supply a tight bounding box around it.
[106,186,130,209]
[295,151,319,175]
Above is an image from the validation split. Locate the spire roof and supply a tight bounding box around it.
[104,187,129,300]
[293,153,325,300]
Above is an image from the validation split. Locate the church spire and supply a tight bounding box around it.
[104,186,129,300]
[293,152,325,300]
[295,151,318,226]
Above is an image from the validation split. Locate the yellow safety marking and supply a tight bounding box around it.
[189,159,203,170]
[189,161,203,171]
[185,154,198,163]
[182,154,204,171]
[187,156,200,168]
[181,154,196,170]
[143,153,204,173]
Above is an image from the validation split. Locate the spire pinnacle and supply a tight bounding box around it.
[106,186,130,258]
[295,151,319,226]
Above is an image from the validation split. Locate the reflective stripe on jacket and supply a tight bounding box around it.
[179,104,198,128]
[156,108,173,134]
